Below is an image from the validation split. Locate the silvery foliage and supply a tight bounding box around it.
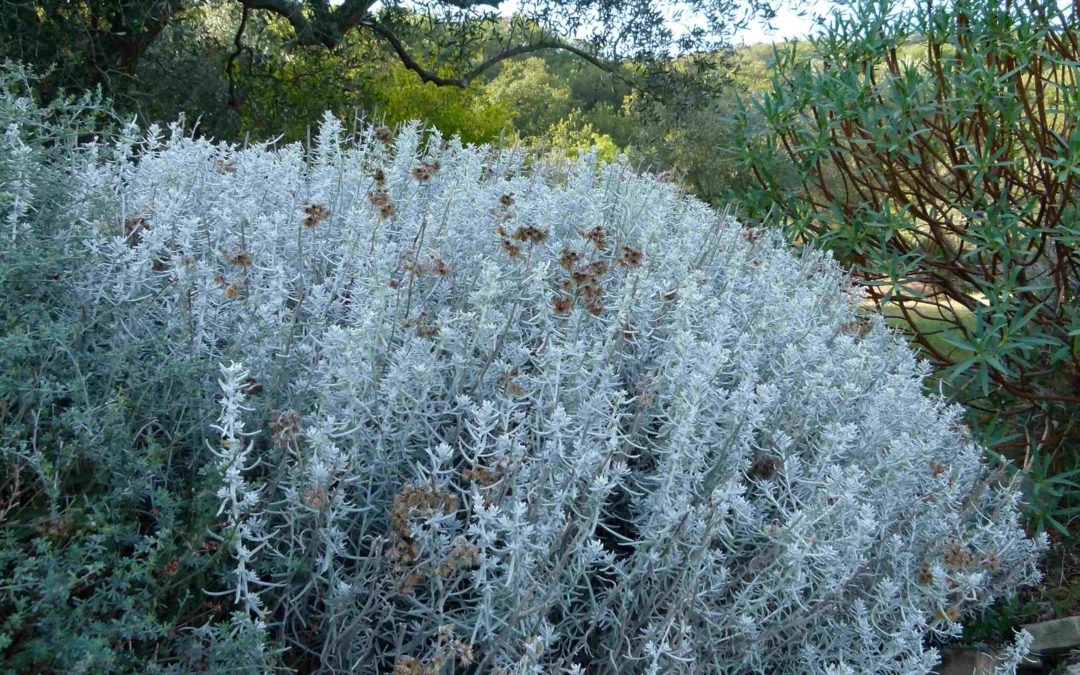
[63,112,1042,673]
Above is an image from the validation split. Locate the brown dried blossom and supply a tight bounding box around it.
[123,214,149,246]
[303,484,328,509]
[509,225,548,244]
[367,189,390,208]
[618,244,643,269]
[559,247,581,270]
[437,535,482,578]
[374,126,394,144]
[224,249,252,267]
[392,656,437,675]
[917,565,934,586]
[411,160,441,182]
[581,225,608,250]
[390,483,459,537]
[302,203,331,228]
[501,238,522,258]
[942,540,974,570]
[223,278,246,299]
[431,257,451,277]
[934,605,961,623]
[403,311,440,338]
[749,455,781,479]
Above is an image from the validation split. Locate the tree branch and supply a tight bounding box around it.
[227,3,251,107]
[336,0,376,34]
[367,19,634,89]
[463,39,634,88]
[241,1,635,90]
[239,0,331,47]
[363,20,470,86]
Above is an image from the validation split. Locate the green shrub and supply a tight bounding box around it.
[735,0,1080,541]
[0,66,266,673]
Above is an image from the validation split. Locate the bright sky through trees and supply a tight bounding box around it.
[736,1,832,44]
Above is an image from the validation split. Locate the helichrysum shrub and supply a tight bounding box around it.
[7,95,1044,672]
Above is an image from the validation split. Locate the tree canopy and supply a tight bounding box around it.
[1,0,776,104]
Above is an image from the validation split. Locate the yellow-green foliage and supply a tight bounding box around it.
[544,112,621,162]
[377,66,511,144]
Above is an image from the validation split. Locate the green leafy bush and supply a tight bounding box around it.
[0,66,267,674]
[736,0,1080,539]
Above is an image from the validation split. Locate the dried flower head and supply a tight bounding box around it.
[934,605,961,623]
[403,311,440,338]
[123,214,149,246]
[224,249,252,267]
[917,565,934,586]
[501,238,522,258]
[749,455,781,480]
[271,409,301,449]
[943,541,974,570]
[303,484,328,509]
[367,189,390,208]
[618,244,643,269]
[581,225,607,250]
[431,257,451,277]
[223,278,246,299]
[411,160,441,182]
[559,247,581,270]
[510,225,548,244]
[302,203,331,228]
[374,126,394,144]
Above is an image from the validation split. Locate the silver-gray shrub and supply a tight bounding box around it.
[55,112,1043,673]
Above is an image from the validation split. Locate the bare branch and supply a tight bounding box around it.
[463,39,635,88]
[241,1,636,90]
[364,20,470,86]
[366,19,634,90]
[226,3,251,107]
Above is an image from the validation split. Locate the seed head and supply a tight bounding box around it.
[582,225,607,250]
[374,126,394,144]
[302,203,330,228]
